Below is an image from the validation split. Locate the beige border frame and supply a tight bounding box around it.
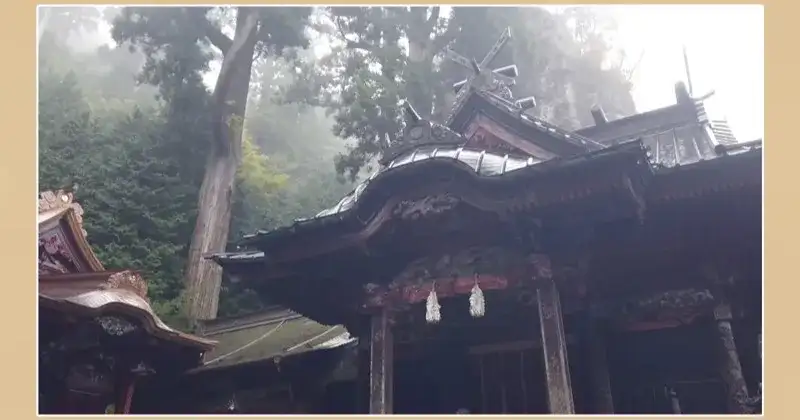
[24,2,773,419]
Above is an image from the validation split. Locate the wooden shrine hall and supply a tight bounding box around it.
[38,190,217,414]
[210,29,762,415]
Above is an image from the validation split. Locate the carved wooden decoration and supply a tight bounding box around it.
[39,229,81,274]
[445,27,517,125]
[39,190,88,236]
[391,194,460,221]
[363,247,528,309]
[38,189,105,274]
[466,126,524,156]
[65,361,113,396]
[380,109,466,165]
[464,115,557,160]
[95,316,137,336]
[103,271,149,299]
[593,288,716,331]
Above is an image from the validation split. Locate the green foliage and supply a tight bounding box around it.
[287,6,637,178]
[39,6,639,322]
[38,68,206,326]
[39,6,349,321]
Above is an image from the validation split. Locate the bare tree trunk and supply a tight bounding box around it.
[183,8,259,323]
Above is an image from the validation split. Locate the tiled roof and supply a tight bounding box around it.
[318,146,545,218]
[709,120,738,145]
[211,141,648,254]
[213,83,753,261]
[228,145,552,249]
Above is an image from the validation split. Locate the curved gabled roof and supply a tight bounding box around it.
[38,190,216,352]
[236,145,545,248]
[317,145,545,219]
[39,271,216,350]
[226,140,649,253]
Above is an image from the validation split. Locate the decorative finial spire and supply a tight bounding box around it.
[591,106,608,125]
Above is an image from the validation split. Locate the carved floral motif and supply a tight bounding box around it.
[38,230,79,274]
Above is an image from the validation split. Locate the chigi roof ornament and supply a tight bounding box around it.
[445,27,520,124]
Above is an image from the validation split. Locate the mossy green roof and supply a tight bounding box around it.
[195,308,351,371]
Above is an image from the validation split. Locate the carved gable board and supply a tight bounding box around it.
[463,113,559,160]
[442,29,595,159]
[38,190,104,275]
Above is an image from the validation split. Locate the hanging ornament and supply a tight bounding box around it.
[425,282,441,324]
[469,274,485,318]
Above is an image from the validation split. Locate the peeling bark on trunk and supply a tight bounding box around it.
[184,8,258,323]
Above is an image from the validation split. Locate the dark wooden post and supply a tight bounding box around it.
[713,302,750,414]
[114,376,136,414]
[355,339,371,413]
[668,387,682,414]
[369,308,394,414]
[531,255,575,414]
[587,320,614,413]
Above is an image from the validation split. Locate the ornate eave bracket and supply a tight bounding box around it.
[590,288,717,330]
[380,102,466,166]
[39,189,87,236]
[102,270,149,300]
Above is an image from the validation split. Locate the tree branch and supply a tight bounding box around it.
[204,23,233,54]
[188,9,233,54]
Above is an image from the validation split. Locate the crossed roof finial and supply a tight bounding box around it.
[445,27,518,96]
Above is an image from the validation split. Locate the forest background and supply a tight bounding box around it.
[38,5,669,329]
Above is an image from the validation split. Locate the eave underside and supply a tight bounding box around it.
[215,145,761,327]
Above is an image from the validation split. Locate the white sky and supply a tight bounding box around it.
[607,4,763,141]
[92,4,764,141]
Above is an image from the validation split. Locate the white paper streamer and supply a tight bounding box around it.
[469,275,485,318]
[425,283,441,324]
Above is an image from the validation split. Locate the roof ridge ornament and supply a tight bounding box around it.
[445,27,519,125]
[39,188,88,237]
[380,101,466,165]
